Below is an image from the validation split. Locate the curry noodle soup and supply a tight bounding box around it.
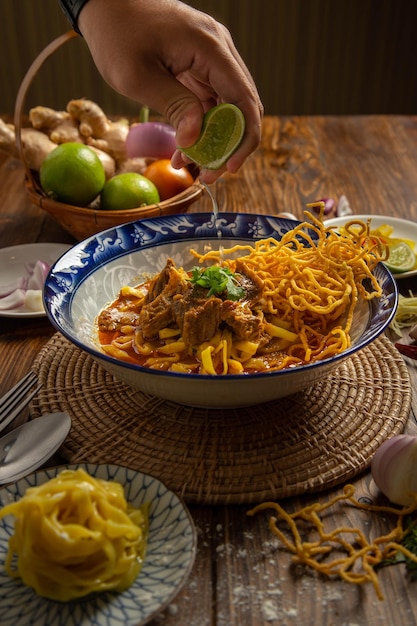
[97,213,387,376]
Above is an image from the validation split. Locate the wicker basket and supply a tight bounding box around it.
[14,31,203,241]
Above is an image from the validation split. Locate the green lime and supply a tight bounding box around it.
[40,142,106,206]
[100,173,160,210]
[178,103,245,170]
[385,241,416,273]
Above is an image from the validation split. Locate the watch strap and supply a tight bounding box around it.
[57,0,90,34]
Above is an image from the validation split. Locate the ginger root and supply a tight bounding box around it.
[87,118,129,165]
[66,99,129,164]
[3,97,142,177]
[0,118,55,170]
[0,118,17,156]
[29,106,81,143]
[29,105,67,129]
[88,146,116,180]
[117,156,149,175]
[20,129,56,171]
[67,98,110,138]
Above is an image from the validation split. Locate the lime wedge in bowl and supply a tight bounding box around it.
[385,241,416,273]
[178,103,245,169]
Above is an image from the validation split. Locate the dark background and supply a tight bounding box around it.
[1,0,416,117]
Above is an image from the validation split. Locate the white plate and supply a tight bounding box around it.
[325,215,417,279]
[0,243,72,317]
[0,464,197,626]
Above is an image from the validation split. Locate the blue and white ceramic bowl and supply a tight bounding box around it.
[44,212,398,408]
[0,464,196,626]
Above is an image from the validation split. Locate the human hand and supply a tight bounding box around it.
[78,0,263,183]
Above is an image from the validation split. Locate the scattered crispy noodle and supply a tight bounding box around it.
[247,484,417,601]
[190,211,385,367]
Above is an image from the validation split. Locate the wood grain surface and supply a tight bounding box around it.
[1,115,417,625]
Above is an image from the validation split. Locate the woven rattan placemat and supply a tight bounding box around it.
[30,332,411,505]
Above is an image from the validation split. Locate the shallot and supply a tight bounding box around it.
[371,435,417,505]
[308,198,335,217]
[336,194,353,217]
[0,288,26,311]
[126,122,177,159]
[0,259,50,312]
[0,276,28,298]
[24,289,44,312]
[27,259,50,289]
[320,198,336,215]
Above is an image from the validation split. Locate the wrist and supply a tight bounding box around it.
[57,0,90,33]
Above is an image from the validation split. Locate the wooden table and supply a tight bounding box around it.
[1,115,417,625]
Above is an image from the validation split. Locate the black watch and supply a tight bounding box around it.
[58,0,90,34]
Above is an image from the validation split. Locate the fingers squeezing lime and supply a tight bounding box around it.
[178,103,245,170]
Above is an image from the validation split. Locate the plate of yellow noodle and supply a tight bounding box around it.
[325,214,417,278]
[0,463,196,626]
[43,212,397,408]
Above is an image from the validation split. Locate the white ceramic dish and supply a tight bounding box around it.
[325,214,417,279]
[0,463,196,626]
[0,243,72,317]
[44,212,397,408]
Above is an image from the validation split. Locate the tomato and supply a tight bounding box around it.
[143,159,194,201]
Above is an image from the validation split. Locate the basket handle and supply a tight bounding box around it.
[13,30,79,186]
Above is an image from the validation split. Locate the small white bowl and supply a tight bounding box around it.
[44,213,398,408]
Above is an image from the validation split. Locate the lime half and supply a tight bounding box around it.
[385,241,416,273]
[178,103,245,170]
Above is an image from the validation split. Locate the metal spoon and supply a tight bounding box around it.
[0,412,71,484]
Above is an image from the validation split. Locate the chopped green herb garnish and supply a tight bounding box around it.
[399,518,417,580]
[190,265,245,301]
[378,516,417,579]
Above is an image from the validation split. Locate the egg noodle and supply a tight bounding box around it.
[247,485,417,601]
[0,468,149,602]
[98,210,387,375]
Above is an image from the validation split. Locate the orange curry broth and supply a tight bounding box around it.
[97,279,296,375]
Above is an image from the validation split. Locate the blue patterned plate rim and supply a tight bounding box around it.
[0,463,197,626]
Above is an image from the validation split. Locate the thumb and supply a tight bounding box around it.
[138,70,204,148]
[174,102,204,148]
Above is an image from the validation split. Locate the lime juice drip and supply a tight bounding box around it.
[202,181,224,261]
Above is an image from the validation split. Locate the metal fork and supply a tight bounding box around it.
[0,371,42,434]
